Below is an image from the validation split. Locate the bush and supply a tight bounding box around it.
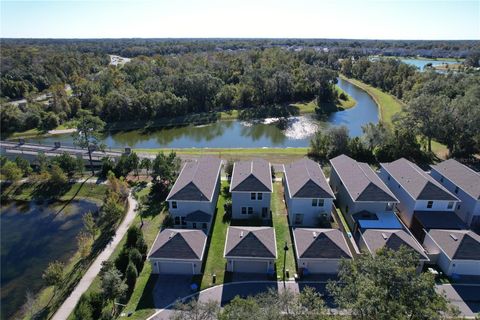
[114,249,130,275]
[88,291,104,320]
[126,226,142,249]
[136,236,148,257]
[129,248,144,273]
[125,262,138,293]
[73,295,93,320]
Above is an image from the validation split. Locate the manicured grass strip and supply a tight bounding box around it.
[340,75,404,126]
[271,182,296,279]
[200,181,230,290]
[134,147,308,155]
[335,208,351,234]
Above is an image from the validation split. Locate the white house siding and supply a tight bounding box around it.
[167,173,220,230]
[422,232,441,263]
[297,258,341,274]
[150,259,202,275]
[226,258,274,273]
[430,169,480,227]
[286,197,334,227]
[231,191,271,220]
[449,260,480,276]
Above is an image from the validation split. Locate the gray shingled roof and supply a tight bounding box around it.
[330,154,398,202]
[284,158,335,199]
[361,229,429,260]
[293,228,352,259]
[382,158,458,201]
[224,226,276,258]
[185,210,211,223]
[148,229,207,260]
[428,230,480,260]
[166,157,222,201]
[431,159,480,200]
[230,159,272,192]
[414,211,467,230]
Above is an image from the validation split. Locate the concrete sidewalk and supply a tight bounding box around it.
[52,194,138,320]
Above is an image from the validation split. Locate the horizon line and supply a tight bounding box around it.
[1,37,479,41]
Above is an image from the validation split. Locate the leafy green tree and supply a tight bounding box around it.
[125,262,138,293]
[1,160,23,182]
[72,110,105,175]
[15,156,32,176]
[220,296,260,320]
[100,157,115,178]
[41,112,60,131]
[83,211,98,238]
[49,164,68,186]
[129,152,140,177]
[100,266,128,317]
[171,299,220,320]
[327,247,458,320]
[73,295,93,320]
[77,231,93,258]
[53,152,78,177]
[140,158,151,176]
[128,248,144,272]
[224,160,234,179]
[42,261,64,296]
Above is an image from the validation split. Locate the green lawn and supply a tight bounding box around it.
[271,182,296,278]
[335,207,351,234]
[133,147,309,165]
[292,85,357,114]
[199,181,230,289]
[340,75,404,126]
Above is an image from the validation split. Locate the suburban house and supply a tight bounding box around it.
[329,154,399,230]
[224,226,277,273]
[430,159,480,228]
[283,158,335,227]
[148,229,207,275]
[357,229,429,270]
[409,210,467,242]
[293,228,352,274]
[422,229,480,276]
[230,159,273,220]
[378,158,460,228]
[166,157,222,232]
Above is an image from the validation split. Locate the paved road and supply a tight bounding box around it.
[52,194,138,320]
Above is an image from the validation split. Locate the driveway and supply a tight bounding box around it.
[152,275,194,308]
[436,284,480,318]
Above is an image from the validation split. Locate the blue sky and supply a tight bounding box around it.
[1,0,479,39]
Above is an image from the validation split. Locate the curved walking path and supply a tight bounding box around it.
[52,194,138,320]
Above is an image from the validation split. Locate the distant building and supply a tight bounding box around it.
[329,154,399,230]
[230,159,273,220]
[166,157,222,233]
[430,159,480,227]
[283,158,335,227]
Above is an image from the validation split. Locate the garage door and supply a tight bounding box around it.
[158,261,193,274]
[306,260,339,274]
[451,261,480,276]
[233,260,268,273]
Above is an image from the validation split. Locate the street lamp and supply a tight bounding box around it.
[283,241,289,284]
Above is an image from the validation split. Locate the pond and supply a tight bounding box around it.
[23,78,380,149]
[0,199,99,319]
[399,58,459,71]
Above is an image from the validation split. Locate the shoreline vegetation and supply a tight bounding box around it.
[6,84,356,139]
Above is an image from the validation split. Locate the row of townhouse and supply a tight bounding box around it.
[146,155,479,278]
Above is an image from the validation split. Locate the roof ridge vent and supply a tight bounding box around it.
[449,234,458,241]
[169,231,175,239]
[240,231,244,238]
[381,232,388,240]
[313,231,317,238]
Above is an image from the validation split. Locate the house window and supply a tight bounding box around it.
[251,193,256,200]
[454,186,459,194]
[295,214,303,225]
[447,202,454,209]
[257,193,263,200]
[312,199,318,207]
[192,223,197,229]
[427,201,433,209]
[318,199,324,207]
[174,217,180,225]
[172,201,177,209]
[202,223,207,229]
[248,207,253,214]
[242,207,247,215]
